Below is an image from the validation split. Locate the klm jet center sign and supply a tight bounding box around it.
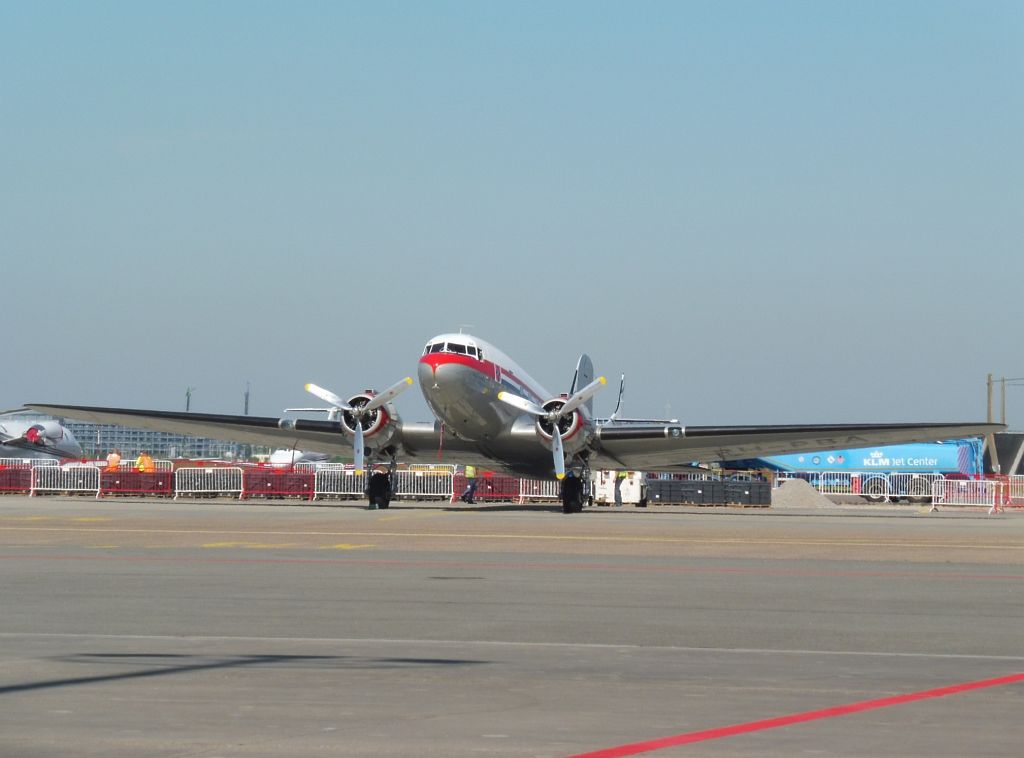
[764,440,979,474]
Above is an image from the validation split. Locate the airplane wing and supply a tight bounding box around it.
[593,422,1006,471]
[25,404,360,456]
[25,404,1005,474]
[23,403,472,463]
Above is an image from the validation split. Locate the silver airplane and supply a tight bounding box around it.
[28,332,1003,511]
[0,414,84,460]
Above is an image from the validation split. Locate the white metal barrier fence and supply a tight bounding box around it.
[313,469,367,499]
[519,478,560,502]
[887,473,942,501]
[86,459,175,472]
[173,467,244,499]
[775,471,890,499]
[126,459,174,471]
[807,472,869,497]
[0,458,58,468]
[1008,475,1024,504]
[931,479,998,512]
[778,471,963,504]
[392,470,453,500]
[31,465,101,498]
[409,464,458,474]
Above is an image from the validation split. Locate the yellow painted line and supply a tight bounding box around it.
[202,542,300,549]
[203,542,253,548]
[74,517,111,523]
[320,544,375,550]
[0,525,1021,550]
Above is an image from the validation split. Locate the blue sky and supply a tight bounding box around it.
[3,1,1022,426]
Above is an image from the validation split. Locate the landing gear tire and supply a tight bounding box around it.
[907,477,930,504]
[367,472,392,510]
[863,477,887,503]
[560,477,585,514]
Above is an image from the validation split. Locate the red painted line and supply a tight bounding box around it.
[569,672,1024,758]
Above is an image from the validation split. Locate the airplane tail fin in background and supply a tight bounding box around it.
[571,354,595,414]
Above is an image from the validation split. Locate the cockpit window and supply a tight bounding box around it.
[424,340,481,358]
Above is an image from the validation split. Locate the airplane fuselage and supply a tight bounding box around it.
[0,418,84,460]
[416,333,590,477]
[418,334,550,441]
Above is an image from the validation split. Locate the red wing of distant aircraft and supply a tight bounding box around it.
[28,332,1003,512]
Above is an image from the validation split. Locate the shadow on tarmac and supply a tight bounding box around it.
[0,652,487,696]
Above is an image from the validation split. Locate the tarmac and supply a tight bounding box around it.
[1,495,1022,757]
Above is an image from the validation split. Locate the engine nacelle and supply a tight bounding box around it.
[340,390,401,451]
[27,421,65,444]
[534,397,595,456]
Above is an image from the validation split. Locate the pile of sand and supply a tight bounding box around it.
[771,478,835,508]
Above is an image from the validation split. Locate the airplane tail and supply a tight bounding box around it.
[570,354,596,415]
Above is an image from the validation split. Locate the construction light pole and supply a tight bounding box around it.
[987,374,993,423]
[997,376,1024,425]
[987,375,1024,425]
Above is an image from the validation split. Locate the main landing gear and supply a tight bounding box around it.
[366,458,397,510]
[559,462,592,514]
[560,476,585,513]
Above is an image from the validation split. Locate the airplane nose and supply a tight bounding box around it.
[418,357,445,390]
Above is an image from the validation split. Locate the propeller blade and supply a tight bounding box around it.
[558,376,607,417]
[305,383,350,409]
[363,377,414,412]
[609,374,625,421]
[497,391,546,417]
[353,421,365,475]
[283,407,332,414]
[551,422,566,480]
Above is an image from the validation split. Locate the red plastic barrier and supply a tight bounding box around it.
[0,465,33,493]
[241,469,315,501]
[100,470,174,497]
[453,474,520,502]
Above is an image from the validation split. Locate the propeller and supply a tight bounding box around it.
[294,377,413,474]
[498,376,605,479]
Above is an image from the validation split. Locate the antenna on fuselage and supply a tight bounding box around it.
[458,323,475,334]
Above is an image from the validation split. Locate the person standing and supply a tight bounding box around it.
[614,470,628,507]
[105,448,122,472]
[461,465,478,504]
[135,451,155,472]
